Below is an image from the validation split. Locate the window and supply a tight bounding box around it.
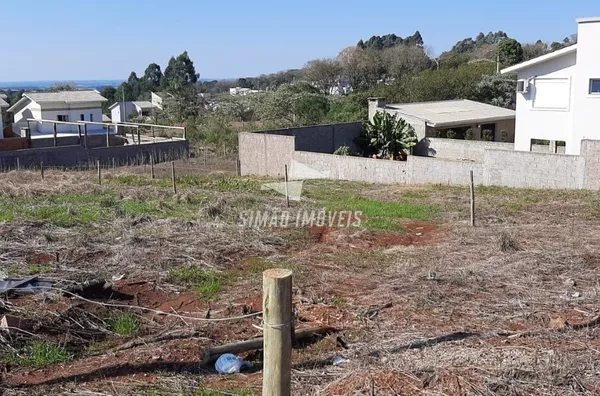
[532,78,570,110]
[80,114,85,121]
[57,115,69,122]
[90,114,94,122]
[589,79,600,94]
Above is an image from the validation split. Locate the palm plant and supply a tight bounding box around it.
[359,112,418,160]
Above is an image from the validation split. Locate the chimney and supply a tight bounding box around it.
[368,97,387,122]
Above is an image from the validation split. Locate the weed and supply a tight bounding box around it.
[168,266,227,299]
[115,175,150,186]
[499,231,520,252]
[110,312,141,336]
[331,296,347,307]
[15,341,73,367]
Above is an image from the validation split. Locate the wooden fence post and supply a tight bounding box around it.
[171,161,177,194]
[16,158,20,171]
[97,160,102,185]
[106,125,110,147]
[262,268,293,396]
[284,164,290,208]
[53,123,58,147]
[40,161,44,181]
[150,156,155,180]
[84,124,89,149]
[470,170,475,227]
[77,124,82,146]
[137,127,141,145]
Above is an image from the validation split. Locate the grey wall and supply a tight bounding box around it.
[483,149,585,189]
[240,123,600,190]
[0,140,189,169]
[30,134,127,149]
[250,123,363,153]
[292,151,409,184]
[239,132,295,177]
[415,138,514,161]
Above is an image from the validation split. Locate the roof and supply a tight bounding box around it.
[386,99,515,128]
[0,93,7,100]
[152,91,172,99]
[577,17,600,24]
[26,90,108,103]
[7,90,108,113]
[501,45,577,74]
[132,101,154,110]
[0,97,8,108]
[102,114,112,122]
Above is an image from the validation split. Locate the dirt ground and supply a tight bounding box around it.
[2,163,600,395]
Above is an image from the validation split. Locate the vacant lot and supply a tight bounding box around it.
[1,164,600,395]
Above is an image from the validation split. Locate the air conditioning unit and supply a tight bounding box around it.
[516,79,529,94]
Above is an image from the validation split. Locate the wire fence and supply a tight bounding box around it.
[0,148,240,186]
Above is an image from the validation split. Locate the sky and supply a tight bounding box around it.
[0,0,598,82]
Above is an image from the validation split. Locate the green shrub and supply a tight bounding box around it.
[445,129,456,139]
[333,146,353,156]
[110,313,141,336]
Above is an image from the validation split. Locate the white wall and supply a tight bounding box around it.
[13,101,105,134]
[572,19,600,151]
[111,102,136,123]
[514,52,577,153]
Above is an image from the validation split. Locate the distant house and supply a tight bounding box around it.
[368,98,516,142]
[501,17,599,155]
[0,95,8,132]
[230,87,262,96]
[7,90,108,136]
[151,91,173,110]
[109,101,155,123]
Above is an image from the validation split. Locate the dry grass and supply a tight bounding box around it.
[2,167,600,395]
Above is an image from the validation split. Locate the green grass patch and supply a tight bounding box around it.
[8,341,73,367]
[168,266,227,299]
[114,175,151,186]
[110,312,141,336]
[24,205,101,227]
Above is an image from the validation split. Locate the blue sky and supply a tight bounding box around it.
[0,0,598,82]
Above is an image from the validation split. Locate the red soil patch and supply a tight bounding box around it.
[26,252,56,265]
[308,221,442,251]
[326,369,423,395]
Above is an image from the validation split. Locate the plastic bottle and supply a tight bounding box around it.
[215,353,245,374]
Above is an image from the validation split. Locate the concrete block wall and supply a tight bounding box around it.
[239,132,295,177]
[408,156,483,185]
[30,134,127,149]
[582,140,600,190]
[0,140,189,169]
[415,138,514,161]
[291,151,409,184]
[255,123,363,153]
[483,149,585,189]
[239,125,600,191]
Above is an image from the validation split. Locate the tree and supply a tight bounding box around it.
[359,112,418,160]
[338,47,383,89]
[142,63,163,92]
[522,41,548,61]
[100,86,117,114]
[47,82,78,92]
[497,38,524,67]
[162,51,199,92]
[382,45,432,80]
[302,58,342,95]
[475,74,516,109]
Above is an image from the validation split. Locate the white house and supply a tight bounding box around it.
[501,17,600,155]
[0,95,8,137]
[8,91,107,136]
[109,101,155,123]
[151,91,173,110]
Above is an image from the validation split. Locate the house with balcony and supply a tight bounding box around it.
[501,17,600,155]
[7,90,107,136]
